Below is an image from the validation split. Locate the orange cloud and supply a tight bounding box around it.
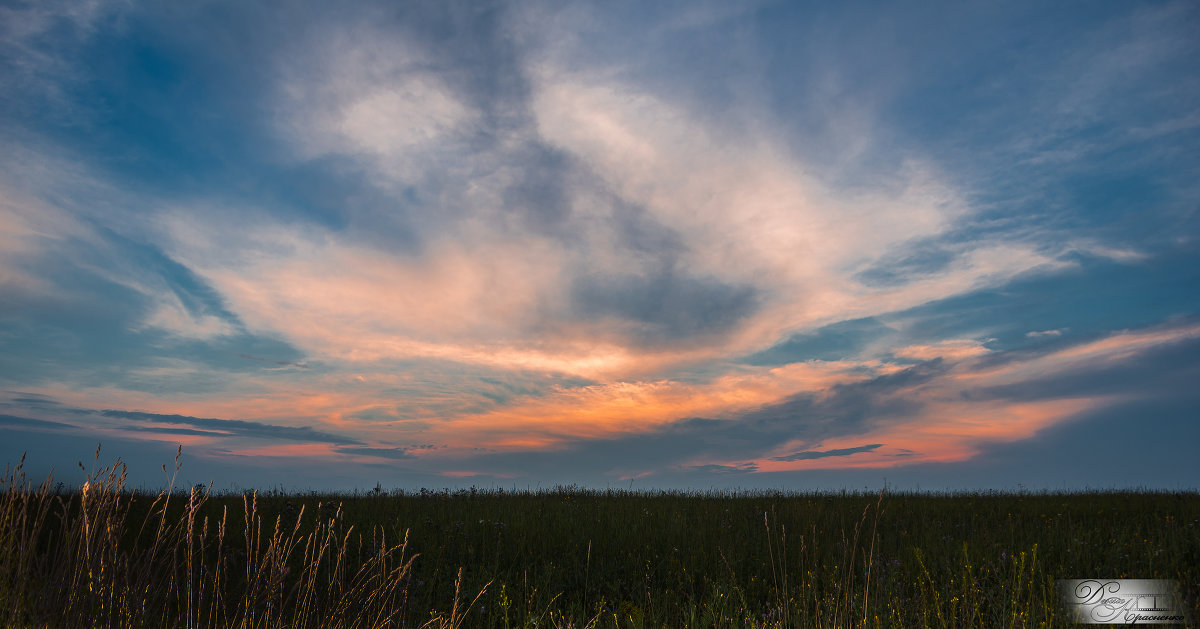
[419,361,879,450]
[221,443,340,459]
[18,323,1195,478]
[688,326,1198,474]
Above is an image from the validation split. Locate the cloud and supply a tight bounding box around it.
[99,410,364,446]
[149,7,1092,387]
[570,270,760,345]
[0,0,122,123]
[741,318,896,365]
[1,0,1197,490]
[280,34,480,181]
[235,354,309,369]
[432,320,1200,480]
[118,425,229,438]
[0,413,76,431]
[408,361,936,478]
[0,181,92,299]
[333,446,416,461]
[964,326,1200,404]
[5,393,65,408]
[769,443,883,462]
[690,462,759,474]
[328,444,441,463]
[892,339,990,362]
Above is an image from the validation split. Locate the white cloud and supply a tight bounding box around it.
[1069,240,1149,263]
[276,24,479,185]
[527,65,1073,357]
[0,178,93,298]
[138,295,237,341]
[0,172,238,342]
[140,7,1107,379]
[336,79,473,156]
[122,2,1170,382]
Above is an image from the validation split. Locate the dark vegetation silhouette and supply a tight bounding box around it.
[2,448,1197,627]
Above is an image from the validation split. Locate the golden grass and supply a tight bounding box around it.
[0,448,487,628]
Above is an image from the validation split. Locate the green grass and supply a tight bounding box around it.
[335,485,1199,627]
[3,451,1198,627]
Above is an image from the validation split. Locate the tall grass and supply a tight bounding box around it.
[3,451,1198,627]
[372,485,1196,627]
[0,449,485,628]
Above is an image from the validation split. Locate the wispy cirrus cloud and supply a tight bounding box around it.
[154,7,1088,388]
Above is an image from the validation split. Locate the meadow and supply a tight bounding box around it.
[2,451,1197,627]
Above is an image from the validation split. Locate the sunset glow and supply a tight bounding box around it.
[2,1,1197,491]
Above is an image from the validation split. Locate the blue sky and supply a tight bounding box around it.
[1,0,1197,492]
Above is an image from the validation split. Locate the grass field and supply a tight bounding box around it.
[2,452,1197,627]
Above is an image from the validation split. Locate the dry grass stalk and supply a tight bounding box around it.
[0,450,424,628]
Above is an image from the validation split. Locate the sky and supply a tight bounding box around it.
[1,0,1198,492]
